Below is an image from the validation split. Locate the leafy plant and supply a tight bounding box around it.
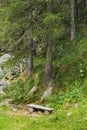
[6,79,25,104]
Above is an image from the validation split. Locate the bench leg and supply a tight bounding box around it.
[29,108,34,113]
[45,110,50,115]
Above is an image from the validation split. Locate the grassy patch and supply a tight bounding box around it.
[1,80,87,130]
[0,98,87,130]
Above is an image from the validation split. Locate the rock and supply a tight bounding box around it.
[0,54,12,64]
[0,78,10,95]
[75,103,79,108]
[0,67,6,77]
[13,66,20,74]
[0,78,7,87]
[45,110,50,115]
[5,72,16,81]
[67,112,72,117]
[0,78,10,87]
[28,107,34,113]
[4,68,20,81]
[11,108,18,112]
[23,58,27,63]
[0,54,13,96]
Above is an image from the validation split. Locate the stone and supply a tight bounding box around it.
[12,108,18,112]
[0,54,12,64]
[28,107,34,113]
[75,103,79,108]
[0,78,7,88]
[67,112,72,117]
[23,58,27,63]
[0,77,10,96]
[13,66,20,74]
[45,110,50,115]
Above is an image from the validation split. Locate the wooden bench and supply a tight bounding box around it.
[26,104,54,114]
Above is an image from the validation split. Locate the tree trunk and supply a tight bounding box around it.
[27,37,33,76]
[71,0,76,40]
[44,0,53,87]
[75,0,79,20]
[44,39,52,86]
[27,9,34,76]
[23,33,34,78]
[85,0,87,23]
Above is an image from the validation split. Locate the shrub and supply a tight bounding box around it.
[6,79,25,104]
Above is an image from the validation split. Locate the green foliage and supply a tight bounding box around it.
[0,1,87,129]
[0,95,4,102]
[47,81,87,109]
[0,91,87,130]
[6,79,25,104]
[43,13,61,26]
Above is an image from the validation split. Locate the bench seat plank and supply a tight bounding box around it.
[27,104,53,111]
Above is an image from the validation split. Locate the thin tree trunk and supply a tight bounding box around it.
[27,21,34,75]
[24,25,34,77]
[75,0,79,20]
[44,39,52,86]
[44,0,53,87]
[71,0,76,40]
[27,37,33,76]
[85,0,87,23]
[27,10,34,76]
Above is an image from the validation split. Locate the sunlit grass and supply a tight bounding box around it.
[0,98,87,130]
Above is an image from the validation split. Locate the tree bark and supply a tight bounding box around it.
[28,27,33,76]
[85,0,87,23]
[71,0,76,40]
[27,37,33,76]
[27,10,34,76]
[75,0,79,20]
[44,39,52,86]
[44,0,53,87]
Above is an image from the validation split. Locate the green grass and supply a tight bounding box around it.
[0,99,87,130]
[0,85,87,130]
[3,79,87,130]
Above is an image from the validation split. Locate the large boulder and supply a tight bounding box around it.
[0,78,10,95]
[0,54,12,64]
[0,78,10,87]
